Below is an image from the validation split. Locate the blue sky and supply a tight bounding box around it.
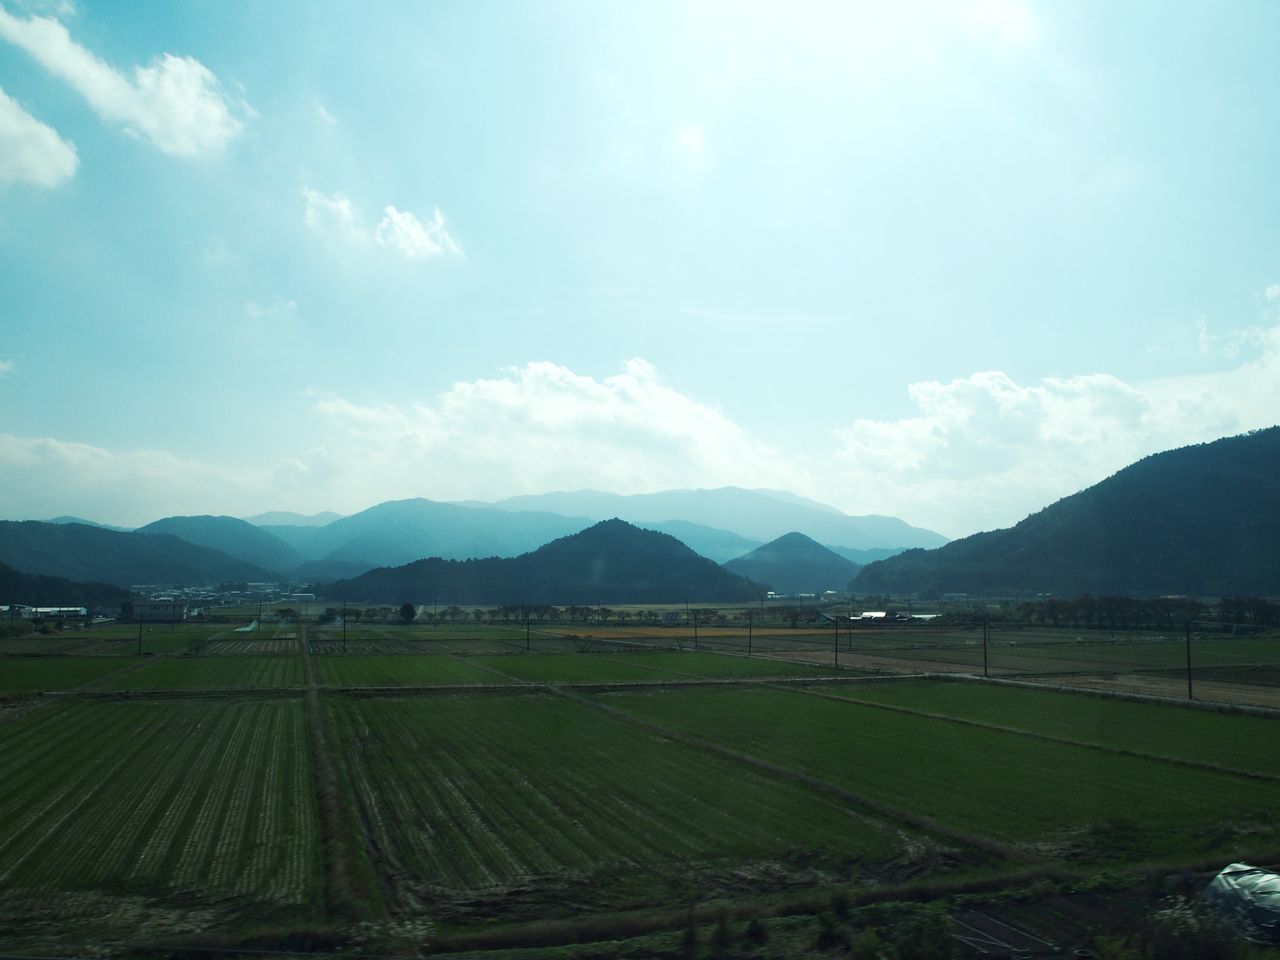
[2,0,1279,538]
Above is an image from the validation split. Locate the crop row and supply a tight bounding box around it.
[327,694,908,916]
[106,655,305,690]
[0,657,138,693]
[0,699,320,905]
[596,687,1280,865]
[811,679,1280,778]
[317,655,499,686]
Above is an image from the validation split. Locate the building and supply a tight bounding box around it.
[132,599,188,622]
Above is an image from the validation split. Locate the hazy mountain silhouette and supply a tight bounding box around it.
[243,510,342,527]
[280,498,594,579]
[0,521,276,587]
[724,532,862,595]
[320,518,765,604]
[481,487,947,549]
[138,516,304,574]
[854,428,1280,597]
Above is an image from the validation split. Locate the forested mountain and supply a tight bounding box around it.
[723,532,861,594]
[478,487,948,550]
[0,521,276,588]
[137,516,304,574]
[0,561,129,608]
[320,519,765,604]
[854,428,1280,597]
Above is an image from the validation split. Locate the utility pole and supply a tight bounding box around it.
[747,612,753,657]
[525,601,530,653]
[692,609,699,650]
[1185,620,1193,700]
[137,616,143,656]
[833,616,839,668]
[342,600,347,655]
[983,614,989,678]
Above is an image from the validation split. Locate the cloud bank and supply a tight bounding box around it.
[4,338,1280,535]
[0,6,242,156]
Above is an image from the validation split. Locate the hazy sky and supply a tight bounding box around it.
[2,0,1279,538]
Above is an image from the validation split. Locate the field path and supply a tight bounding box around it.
[467,657,1036,869]
[301,624,384,920]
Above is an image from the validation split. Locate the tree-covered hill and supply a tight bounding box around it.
[0,561,129,608]
[853,428,1280,597]
[0,521,277,588]
[723,532,861,594]
[319,518,766,604]
[137,515,304,574]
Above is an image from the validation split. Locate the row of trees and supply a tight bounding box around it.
[944,595,1280,631]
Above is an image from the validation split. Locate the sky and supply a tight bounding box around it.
[1,0,1279,540]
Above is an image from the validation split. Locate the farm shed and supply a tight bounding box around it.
[1203,862,1280,944]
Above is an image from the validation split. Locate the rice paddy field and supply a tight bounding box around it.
[1,619,1278,956]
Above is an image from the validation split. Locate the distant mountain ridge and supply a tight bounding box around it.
[0,521,276,587]
[320,519,765,604]
[137,515,306,574]
[243,510,342,527]
[854,428,1280,597]
[475,487,948,550]
[724,532,861,595]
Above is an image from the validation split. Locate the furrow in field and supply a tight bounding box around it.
[0,707,171,887]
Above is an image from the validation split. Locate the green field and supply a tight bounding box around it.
[0,699,318,903]
[1,633,1277,955]
[0,657,138,693]
[327,693,914,922]
[105,655,305,690]
[810,679,1280,777]
[316,654,502,686]
[596,685,1280,864]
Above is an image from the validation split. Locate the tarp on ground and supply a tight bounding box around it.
[1203,862,1280,945]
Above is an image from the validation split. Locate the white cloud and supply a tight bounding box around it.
[308,359,801,505]
[0,85,77,186]
[826,329,1280,537]
[375,205,461,259]
[0,7,243,157]
[1194,316,1270,360]
[0,357,13,377]
[315,102,336,126]
[8,344,1280,539]
[0,433,270,526]
[301,187,363,241]
[302,187,462,260]
[1265,284,1280,304]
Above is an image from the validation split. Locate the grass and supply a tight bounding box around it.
[104,655,305,690]
[327,693,917,922]
[0,656,139,693]
[809,678,1280,777]
[0,699,320,905]
[596,686,1280,864]
[316,654,501,687]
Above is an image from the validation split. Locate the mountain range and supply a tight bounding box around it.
[0,521,275,588]
[853,427,1280,597]
[321,519,765,605]
[470,488,948,551]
